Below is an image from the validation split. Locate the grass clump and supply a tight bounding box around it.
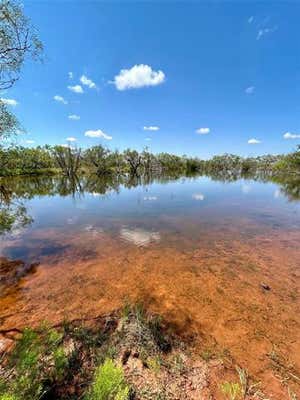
[86,358,129,400]
[220,381,242,400]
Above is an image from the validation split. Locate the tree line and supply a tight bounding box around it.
[0,143,299,178]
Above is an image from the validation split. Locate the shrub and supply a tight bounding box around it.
[1,326,68,400]
[86,358,129,400]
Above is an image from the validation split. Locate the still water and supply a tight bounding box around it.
[0,174,300,388]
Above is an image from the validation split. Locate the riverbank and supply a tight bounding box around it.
[1,305,297,400]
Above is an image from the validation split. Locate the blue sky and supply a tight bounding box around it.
[2,1,300,158]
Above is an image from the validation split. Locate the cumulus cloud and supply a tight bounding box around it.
[66,137,77,142]
[54,95,68,104]
[245,86,255,94]
[68,84,84,94]
[192,193,205,201]
[80,75,96,89]
[283,132,300,139]
[0,98,18,106]
[84,129,112,140]
[68,72,73,79]
[68,114,80,120]
[143,126,159,131]
[248,138,261,144]
[25,139,35,144]
[196,127,210,135]
[113,64,165,90]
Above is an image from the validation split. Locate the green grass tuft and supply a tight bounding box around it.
[86,358,129,400]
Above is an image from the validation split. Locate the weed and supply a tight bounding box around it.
[288,387,298,400]
[147,356,162,374]
[201,349,214,361]
[85,358,129,400]
[220,381,242,400]
[171,354,185,373]
[236,366,248,397]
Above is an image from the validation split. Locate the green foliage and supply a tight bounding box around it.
[220,381,242,400]
[0,102,21,140]
[1,326,68,400]
[0,394,19,400]
[0,0,43,139]
[0,0,43,91]
[86,359,129,400]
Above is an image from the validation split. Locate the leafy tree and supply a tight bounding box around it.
[0,0,43,139]
[124,149,142,175]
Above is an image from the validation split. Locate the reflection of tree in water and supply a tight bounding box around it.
[0,184,33,235]
[271,175,300,201]
[0,171,300,236]
[84,174,122,195]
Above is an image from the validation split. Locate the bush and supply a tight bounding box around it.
[86,358,129,400]
[1,327,68,400]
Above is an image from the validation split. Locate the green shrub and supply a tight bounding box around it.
[2,326,68,400]
[86,359,129,400]
[0,394,19,400]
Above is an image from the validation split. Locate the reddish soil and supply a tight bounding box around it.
[0,221,299,398]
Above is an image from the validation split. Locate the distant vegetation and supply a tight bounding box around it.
[0,144,299,178]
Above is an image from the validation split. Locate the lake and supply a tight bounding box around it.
[0,173,299,392]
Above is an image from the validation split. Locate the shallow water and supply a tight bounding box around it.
[0,174,300,393]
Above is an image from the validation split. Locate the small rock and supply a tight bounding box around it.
[0,337,14,355]
[261,283,271,291]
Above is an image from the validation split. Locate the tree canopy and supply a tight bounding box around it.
[0,0,43,139]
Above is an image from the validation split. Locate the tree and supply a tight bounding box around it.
[0,101,20,139]
[0,0,43,139]
[83,145,112,175]
[52,146,81,177]
[124,149,142,175]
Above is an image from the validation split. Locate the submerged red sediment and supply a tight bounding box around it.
[0,222,299,397]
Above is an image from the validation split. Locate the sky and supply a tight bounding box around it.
[2,0,300,158]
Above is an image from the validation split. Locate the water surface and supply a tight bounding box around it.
[0,174,300,392]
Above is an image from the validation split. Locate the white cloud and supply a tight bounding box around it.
[192,193,205,201]
[248,16,254,24]
[68,72,73,79]
[245,86,255,94]
[283,132,300,139]
[80,75,96,89]
[248,138,261,144]
[113,64,165,90]
[145,137,152,141]
[196,127,210,135]
[54,95,68,104]
[143,126,159,131]
[257,26,277,40]
[0,98,18,106]
[66,137,77,142]
[68,114,80,120]
[68,84,84,94]
[84,129,112,140]
[25,139,35,144]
